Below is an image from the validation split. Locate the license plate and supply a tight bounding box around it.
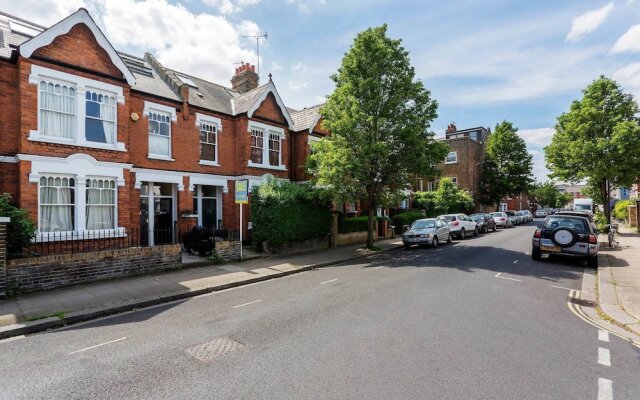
[541,245,560,253]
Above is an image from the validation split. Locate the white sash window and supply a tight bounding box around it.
[39,176,75,232]
[85,91,116,144]
[39,81,77,140]
[86,178,116,230]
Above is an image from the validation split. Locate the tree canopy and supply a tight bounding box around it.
[413,178,474,216]
[528,181,572,209]
[479,121,533,208]
[545,76,640,222]
[308,24,448,248]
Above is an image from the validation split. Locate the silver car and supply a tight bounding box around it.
[403,218,452,248]
[491,212,513,228]
[531,215,599,268]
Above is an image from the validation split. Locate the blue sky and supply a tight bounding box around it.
[3,0,640,181]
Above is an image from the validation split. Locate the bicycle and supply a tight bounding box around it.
[606,223,618,249]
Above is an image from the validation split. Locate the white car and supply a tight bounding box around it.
[491,212,513,228]
[439,213,479,239]
[534,209,548,218]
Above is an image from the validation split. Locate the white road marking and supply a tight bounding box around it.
[550,285,574,291]
[598,347,611,366]
[598,377,613,400]
[234,299,262,308]
[494,272,522,282]
[69,337,127,354]
[513,260,519,264]
[320,279,338,285]
[599,330,610,343]
[373,266,383,270]
[525,251,530,255]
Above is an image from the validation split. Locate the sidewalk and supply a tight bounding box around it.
[597,226,640,336]
[0,238,403,339]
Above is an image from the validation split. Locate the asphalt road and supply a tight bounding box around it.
[1,221,639,400]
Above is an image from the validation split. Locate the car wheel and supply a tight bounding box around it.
[492,224,497,232]
[532,248,541,261]
[586,256,599,269]
[447,233,452,243]
[460,229,466,240]
[475,227,479,236]
[404,244,411,249]
[432,237,438,248]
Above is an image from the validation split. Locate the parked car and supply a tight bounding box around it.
[505,210,519,225]
[522,210,533,222]
[439,213,479,239]
[402,217,452,248]
[470,213,497,233]
[534,209,548,218]
[490,212,513,228]
[531,215,599,268]
[555,210,598,233]
[515,211,527,224]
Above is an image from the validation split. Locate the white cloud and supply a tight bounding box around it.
[519,128,556,147]
[0,0,86,26]
[611,24,640,53]
[288,81,308,91]
[204,0,261,15]
[285,0,326,14]
[566,2,615,42]
[613,62,640,99]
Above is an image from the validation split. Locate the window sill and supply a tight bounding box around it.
[199,160,220,167]
[34,228,127,242]
[444,161,458,165]
[28,131,126,152]
[247,161,287,171]
[148,154,175,162]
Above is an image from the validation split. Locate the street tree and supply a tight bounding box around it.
[308,25,447,248]
[528,182,560,209]
[479,121,533,209]
[545,76,640,223]
[413,178,474,216]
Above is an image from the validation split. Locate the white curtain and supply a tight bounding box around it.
[101,100,116,144]
[149,134,170,156]
[86,186,115,230]
[40,186,73,232]
[40,82,76,139]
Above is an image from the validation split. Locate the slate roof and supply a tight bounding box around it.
[231,84,272,115]
[119,52,181,102]
[290,104,323,132]
[0,12,38,59]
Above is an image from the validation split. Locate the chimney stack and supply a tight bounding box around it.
[446,123,457,134]
[231,63,259,93]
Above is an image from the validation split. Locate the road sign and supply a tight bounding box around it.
[235,180,249,204]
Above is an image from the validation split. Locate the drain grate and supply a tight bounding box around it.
[568,297,597,308]
[185,338,244,363]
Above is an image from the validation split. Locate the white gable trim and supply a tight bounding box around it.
[131,168,185,191]
[195,113,222,131]
[19,9,136,86]
[246,82,294,128]
[308,113,323,133]
[17,153,131,186]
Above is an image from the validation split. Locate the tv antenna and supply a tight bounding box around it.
[242,33,268,76]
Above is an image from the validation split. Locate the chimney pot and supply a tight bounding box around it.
[231,62,259,93]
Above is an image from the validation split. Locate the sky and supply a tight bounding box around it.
[3,0,640,182]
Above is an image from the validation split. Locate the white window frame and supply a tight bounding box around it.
[450,176,458,187]
[247,120,287,171]
[28,65,126,151]
[196,113,222,166]
[445,151,458,164]
[85,178,118,231]
[144,101,177,161]
[268,131,282,167]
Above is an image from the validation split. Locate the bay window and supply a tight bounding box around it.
[86,179,116,230]
[39,176,75,232]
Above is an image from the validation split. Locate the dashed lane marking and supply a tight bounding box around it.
[494,272,522,282]
[233,300,262,308]
[598,377,613,400]
[550,285,574,291]
[373,266,383,270]
[320,279,338,285]
[599,330,610,343]
[69,337,127,354]
[598,347,611,366]
[513,260,519,264]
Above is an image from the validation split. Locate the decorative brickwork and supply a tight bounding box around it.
[6,244,181,294]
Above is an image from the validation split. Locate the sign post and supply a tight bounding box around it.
[235,180,249,259]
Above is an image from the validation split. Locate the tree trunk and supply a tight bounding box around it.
[601,178,611,224]
[366,205,375,249]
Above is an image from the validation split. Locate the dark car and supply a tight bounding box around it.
[531,215,599,268]
[469,213,497,233]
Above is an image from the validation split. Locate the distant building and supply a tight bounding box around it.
[555,183,588,199]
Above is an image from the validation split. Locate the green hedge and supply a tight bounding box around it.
[391,211,426,232]
[0,193,37,259]
[613,199,633,221]
[251,179,332,248]
[338,216,375,233]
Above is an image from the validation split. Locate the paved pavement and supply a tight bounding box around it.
[0,238,402,335]
[597,227,640,336]
[1,222,638,399]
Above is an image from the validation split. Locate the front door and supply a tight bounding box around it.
[140,182,175,246]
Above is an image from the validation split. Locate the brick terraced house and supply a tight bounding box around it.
[0,8,329,249]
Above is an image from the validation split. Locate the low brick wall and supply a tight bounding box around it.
[629,205,637,227]
[0,218,8,299]
[262,236,329,255]
[215,240,241,259]
[336,231,378,247]
[6,244,181,295]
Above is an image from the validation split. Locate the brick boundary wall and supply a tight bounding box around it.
[262,236,329,255]
[6,244,181,295]
[215,240,241,260]
[0,217,8,299]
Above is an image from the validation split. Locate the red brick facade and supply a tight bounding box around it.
[0,11,317,245]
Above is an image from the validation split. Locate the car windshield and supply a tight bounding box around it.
[442,215,456,222]
[411,220,435,229]
[506,211,516,216]
[491,212,504,217]
[543,217,589,233]
[470,215,483,221]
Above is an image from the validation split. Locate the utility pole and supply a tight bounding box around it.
[242,33,268,77]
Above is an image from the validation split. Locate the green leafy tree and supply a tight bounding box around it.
[481,121,533,209]
[413,178,475,216]
[545,76,640,223]
[0,193,37,259]
[555,192,574,209]
[528,182,560,208]
[308,25,447,248]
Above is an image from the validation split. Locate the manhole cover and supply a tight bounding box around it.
[568,297,597,308]
[185,338,244,363]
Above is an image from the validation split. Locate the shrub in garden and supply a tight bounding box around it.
[0,193,37,259]
[613,199,633,221]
